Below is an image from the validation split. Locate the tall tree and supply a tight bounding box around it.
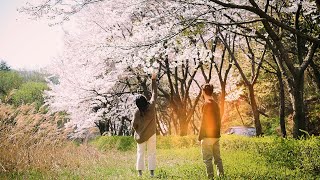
[0,61,10,71]
[209,0,320,138]
[219,33,266,136]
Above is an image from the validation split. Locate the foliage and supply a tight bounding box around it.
[18,70,47,83]
[0,71,23,100]
[221,135,320,175]
[260,116,285,136]
[156,135,199,149]
[91,135,135,151]
[0,60,10,71]
[10,82,48,110]
[91,135,200,151]
[31,0,244,137]
[20,0,320,138]
[0,69,49,111]
[1,134,319,179]
[92,134,320,177]
[261,136,320,175]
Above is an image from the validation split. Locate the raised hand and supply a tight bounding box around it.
[151,72,157,80]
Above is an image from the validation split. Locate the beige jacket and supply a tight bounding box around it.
[133,79,157,143]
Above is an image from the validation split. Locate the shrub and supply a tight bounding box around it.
[11,82,48,110]
[92,135,199,151]
[261,136,320,175]
[92,136,135,151]
[220,135,272,152]
[0,71,23,100]
[157,135,198,149]
[220,135,320,175]
[92,134,320,175]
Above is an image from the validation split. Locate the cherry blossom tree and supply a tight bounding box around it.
[21,0,246,137]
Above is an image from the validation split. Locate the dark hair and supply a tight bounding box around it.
[202,83,214,96]
[135,95,150,116]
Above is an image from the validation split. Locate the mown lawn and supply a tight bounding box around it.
[1,135,319,179]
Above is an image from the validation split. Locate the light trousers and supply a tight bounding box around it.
[136,134,156,170]
[201,138,224,178]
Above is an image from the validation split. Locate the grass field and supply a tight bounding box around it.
[1,135,319,180]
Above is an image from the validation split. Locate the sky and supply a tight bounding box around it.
[0,0,64,70]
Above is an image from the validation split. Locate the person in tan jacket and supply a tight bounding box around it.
[132,72,157,177]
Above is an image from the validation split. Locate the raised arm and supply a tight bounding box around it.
[150,72,158,105]
[132,112,139,131]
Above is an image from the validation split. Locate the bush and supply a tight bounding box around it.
[91,134,320,175]
[220,135,272,151]
[0,71,23,100]
[92,135,199,151]
[261,136,320,175]
[92,136,135,151]
[11,82,48,110]
[220,135,320,175]
[157,135,198,149]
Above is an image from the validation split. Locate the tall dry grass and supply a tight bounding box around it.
[0,104,106,174]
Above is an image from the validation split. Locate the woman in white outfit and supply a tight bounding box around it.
[132,73,157,177]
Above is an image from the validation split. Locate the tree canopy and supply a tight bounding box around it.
[20,0,320,138]
[0,60,11,71]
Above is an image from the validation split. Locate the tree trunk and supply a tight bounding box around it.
[310,61,320,90]
[178,111,188,136]
[289,74,307,138]
[220,83,226,119]
[177,104,189,136]
[178,109,189,136]
[248,85,262,136]
[118,121,124,136]
[277,73,286,138]
[156,114,165,135]
[179,120,188,136]
[234,101,245,125]
[171,110,179,135]
[95,120,107,135]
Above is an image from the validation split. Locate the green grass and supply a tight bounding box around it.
[1,135,319,179]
